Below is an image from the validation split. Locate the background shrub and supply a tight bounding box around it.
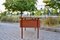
[57,17,60,24]
[0,16,19,23]
[44,17,58,26]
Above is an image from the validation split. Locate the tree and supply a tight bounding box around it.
[34,10,42,16]
[3,0,37,16]
[52,9,58,15]
[0,11,6,16]
[44,8,49,15]
[43,0,60,15]
[43,0,60,9]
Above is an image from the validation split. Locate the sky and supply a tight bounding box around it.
[37,0,46,10]
[0,0,45,12]
[0,0,5,12]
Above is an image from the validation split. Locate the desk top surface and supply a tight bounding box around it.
[20,16,40,18]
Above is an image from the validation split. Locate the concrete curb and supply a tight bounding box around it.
[40,27,60,32]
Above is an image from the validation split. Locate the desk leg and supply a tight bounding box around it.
[37,27,39,39]
[21,28,23,39]
[25,28,26,31]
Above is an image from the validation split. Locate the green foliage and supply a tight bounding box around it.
[43,0,51,3]
[43,0,59,15]
[0,15,1,20]
[43,0,60,9]
[3,0,37,12]
[52,9,58,15]
[34,10,42,16]
[44,8,49,14]
[0,12,6,16]
[0,12,7,21]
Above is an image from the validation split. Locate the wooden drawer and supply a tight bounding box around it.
[20,20,40,28]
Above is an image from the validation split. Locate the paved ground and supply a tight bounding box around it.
[0,23,60,40]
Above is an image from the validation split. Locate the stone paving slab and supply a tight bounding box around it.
[40,26,60,32]
[0,23,60,40]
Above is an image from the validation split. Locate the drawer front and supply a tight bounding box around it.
[20,20,40,28]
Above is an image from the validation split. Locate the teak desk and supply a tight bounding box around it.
[20,17,40,39]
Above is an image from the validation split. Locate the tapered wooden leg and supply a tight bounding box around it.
[37,27,39,39]
[21,28,23,39]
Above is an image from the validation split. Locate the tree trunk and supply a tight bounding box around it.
[21,11,23,17]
